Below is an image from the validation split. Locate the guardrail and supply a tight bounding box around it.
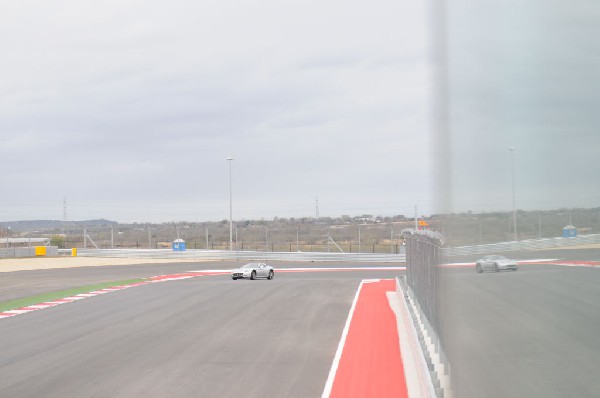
[442,234,600,256]
[74,248,406,263]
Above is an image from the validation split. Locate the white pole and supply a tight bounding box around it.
[84,228,87,248]
[265,228,268,252]
[391,228,394,254]
[509,147,517,240]
[110,225,114,249]
[235,227,238,250]
[358,227,361,253]
[205,226,209,250]
[148,226,151,249]
[227,157,234,251]
[296,226,299,252]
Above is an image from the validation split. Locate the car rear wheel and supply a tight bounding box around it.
[250,271,256,280]
[232,277,238,280]
[267,270,274,280]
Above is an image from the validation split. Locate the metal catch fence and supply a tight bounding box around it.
[73,248,406,263]
[403,229,443,333]
[442,233,600,256]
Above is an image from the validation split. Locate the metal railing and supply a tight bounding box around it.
[74,248,406,263]
[442,233,600,256]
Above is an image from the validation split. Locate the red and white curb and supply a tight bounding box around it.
[0,267,404,321]
[0,271,228,321]
[322,279,409,398]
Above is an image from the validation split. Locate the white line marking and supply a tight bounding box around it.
[188,267,406,273]
[441,259,559,268]
[321,280,365,398]
[3,309,32,314]
[150,276,195,283]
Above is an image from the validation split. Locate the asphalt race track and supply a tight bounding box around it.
[1,248,599,397]
[439,249,600,398]
[0,263,400,397]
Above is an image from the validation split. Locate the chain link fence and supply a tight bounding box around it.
[403,229,443,333]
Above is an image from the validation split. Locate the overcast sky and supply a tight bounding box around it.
[1,0,433,223]
[445,0,600,214]
[1,1,598,223]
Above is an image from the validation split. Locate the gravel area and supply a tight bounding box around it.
[0,257,204,273]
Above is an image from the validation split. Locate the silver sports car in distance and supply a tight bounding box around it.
[475,255,519,273]
[231,262,274,280]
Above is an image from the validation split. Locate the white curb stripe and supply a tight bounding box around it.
[321,280,365,398]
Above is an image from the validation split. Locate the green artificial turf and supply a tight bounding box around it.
[0,278,145,312]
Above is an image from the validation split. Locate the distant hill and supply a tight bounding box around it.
[0,219,117,231]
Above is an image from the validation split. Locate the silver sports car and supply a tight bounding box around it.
[231,262,274,280]
[475,255,519,273]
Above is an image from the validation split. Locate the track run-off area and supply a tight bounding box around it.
[1,249,599,397]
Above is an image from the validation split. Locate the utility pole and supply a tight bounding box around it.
[315,197,320,222]
[148,226,152,249]
[62,197,67,236]
[110,225,114,249]
[227,157,234,251]
[205,226,209,250]
[509,147,517,241]
[415,205,418,230]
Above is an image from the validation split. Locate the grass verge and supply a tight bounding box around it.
[0,278,145,312]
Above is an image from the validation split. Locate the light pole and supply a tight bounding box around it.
[227,157,234,251]
[509,147,517,241]
[265,228,268,252]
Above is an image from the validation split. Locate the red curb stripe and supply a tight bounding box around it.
[329,279,408,398]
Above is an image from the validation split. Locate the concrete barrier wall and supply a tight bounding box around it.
[0,246,59,259]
